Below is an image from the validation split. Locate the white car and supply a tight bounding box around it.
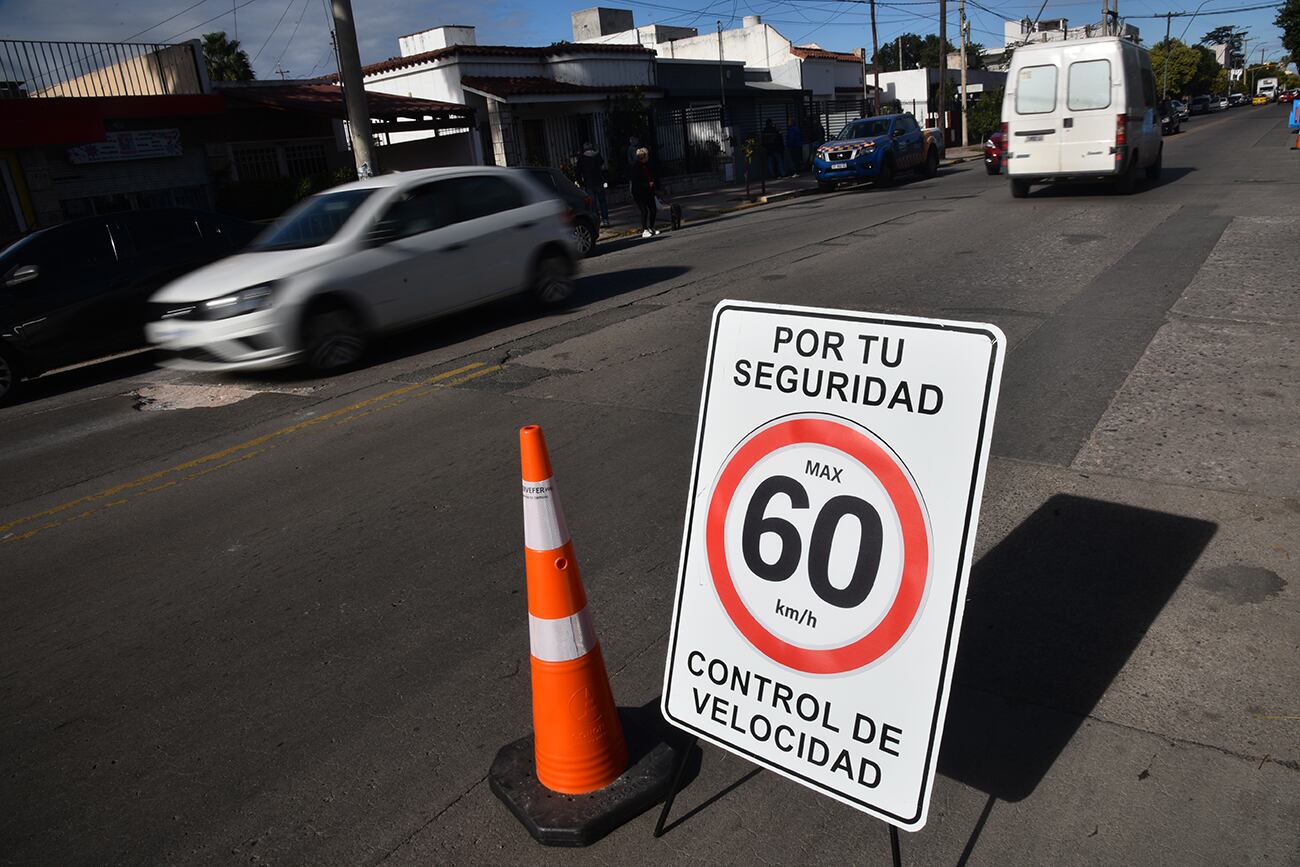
[146,167,578,372]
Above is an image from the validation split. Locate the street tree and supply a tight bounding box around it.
[873,33,924,71]
[1276,0,1300,63]
[202,32,254,82]
[1150,39,1202,96]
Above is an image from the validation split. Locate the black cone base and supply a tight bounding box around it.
[489,708,677,847]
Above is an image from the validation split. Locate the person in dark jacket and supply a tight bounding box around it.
[785,119,803,175]
[630,147,659,237]
[576,142,610,227]
[762,119,784,179]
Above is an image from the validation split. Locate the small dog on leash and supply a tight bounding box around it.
[669,202,683,230]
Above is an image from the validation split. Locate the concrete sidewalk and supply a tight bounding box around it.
[598,146,985,240]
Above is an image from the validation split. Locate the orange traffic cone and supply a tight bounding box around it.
[518,424,628,793]
[490,425,678,847]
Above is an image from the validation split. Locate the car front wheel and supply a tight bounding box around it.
[875,159,894,187]
[985,161,1001,175]
[303,305,366,373]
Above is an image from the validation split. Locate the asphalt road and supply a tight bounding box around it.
[3,106,1298,867]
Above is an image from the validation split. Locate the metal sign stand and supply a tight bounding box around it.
[653,735,905,867]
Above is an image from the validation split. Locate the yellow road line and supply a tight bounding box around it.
[0,361,486,536]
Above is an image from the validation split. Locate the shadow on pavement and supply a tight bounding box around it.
[939,494,1217,803]
[7,349,160,408]
[1021,166,1197,197]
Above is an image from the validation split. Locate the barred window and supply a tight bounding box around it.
[284,142,328,177]
[233,145,280,180]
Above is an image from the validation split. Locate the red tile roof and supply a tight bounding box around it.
[790,46,863,63]
[218,83,471,118]
[460,76,657,99]
[346,42,655,79]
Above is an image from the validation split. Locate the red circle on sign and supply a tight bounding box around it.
[705,416,929,674]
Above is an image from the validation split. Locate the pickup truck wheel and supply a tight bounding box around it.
[1010,178,1031,198]
[0,343,19,407]
[875,159,895,187]
[922,149,939,178]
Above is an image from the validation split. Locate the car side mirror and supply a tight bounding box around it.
[5,264,39,287]
[365,221,400,246]
[892,128,904,138]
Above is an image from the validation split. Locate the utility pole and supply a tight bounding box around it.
[898,36,903,71]
[869,0,880,110]
[716,21,726,116]
[959,0,969,147]
[938,0,948,146]
[1161,11,1172,96]
[331,0,377,178]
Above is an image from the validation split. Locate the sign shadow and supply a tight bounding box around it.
[938,494,1217,803]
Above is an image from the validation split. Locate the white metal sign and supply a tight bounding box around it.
[662,301,1005,830]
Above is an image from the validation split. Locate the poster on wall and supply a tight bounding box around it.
[67,129,183,164]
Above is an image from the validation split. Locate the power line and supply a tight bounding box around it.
[1123,1,1281,14]
[252,0,298,64]
[163,0,260,42]
[274,0,315,68]
[120,0,212,43]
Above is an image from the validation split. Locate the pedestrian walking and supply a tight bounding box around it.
[576,142,610,227]
[762,120,784,180]
[630,147,660,238]
[785,119,803,176]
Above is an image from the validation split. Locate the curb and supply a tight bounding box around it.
[595,157,984,241]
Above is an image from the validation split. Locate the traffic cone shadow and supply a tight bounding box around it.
[489,425,678,847]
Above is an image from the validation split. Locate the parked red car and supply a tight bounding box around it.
[1279,90,1297,104]
[984,128,1005,175]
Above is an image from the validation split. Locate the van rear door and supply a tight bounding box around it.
[1009,60,1061,176]
[1059,50,1117,175]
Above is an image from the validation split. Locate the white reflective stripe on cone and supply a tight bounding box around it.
[522,477,569,551]
[528,607,597,663]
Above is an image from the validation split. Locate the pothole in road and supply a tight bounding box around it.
[133,382,317,411]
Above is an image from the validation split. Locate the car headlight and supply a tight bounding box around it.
[199,283,275,320]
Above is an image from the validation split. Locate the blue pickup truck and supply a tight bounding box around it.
[812,113,942,191]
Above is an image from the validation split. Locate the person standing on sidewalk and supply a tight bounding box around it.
[577,142,610,228]
[762,120,784,180]
[785,119,803,176]
[630,147,659,238]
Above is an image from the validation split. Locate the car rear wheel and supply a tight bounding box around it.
[533,252,575,307]
[572,218,596,257]
[985,161,1001,176]
[1114,154,1138,195]
[1145,147,1163,183]
[303,306,366,373]
[0,343,19,407]
[1010,177,1030,198]
[922,149,939,178]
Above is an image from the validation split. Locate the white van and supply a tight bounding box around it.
[1001,36,1162,197]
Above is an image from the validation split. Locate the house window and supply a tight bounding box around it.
[233,145,280,180]
[284,142,329,177]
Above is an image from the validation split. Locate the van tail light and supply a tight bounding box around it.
[1000,122,1008,165]
[1114,113,1127,164]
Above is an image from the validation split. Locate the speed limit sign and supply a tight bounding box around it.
[662,301,1005,830]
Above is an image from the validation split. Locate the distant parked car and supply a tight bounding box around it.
[1171,99,1189,121]
[1214,96,1230,110]
[146,167,578,374]
[1279,90,1298,104]
[1159,99,1181,135]
[1191,96,1211,114]
[515,166,600,258]
[1228,93,1248,107]
[984,128,1006,174]
[0,209,256,405]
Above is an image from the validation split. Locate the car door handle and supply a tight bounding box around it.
[441,243,467,253]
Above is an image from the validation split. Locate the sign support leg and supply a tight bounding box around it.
[890,824,902,867]
[652,735,698,838]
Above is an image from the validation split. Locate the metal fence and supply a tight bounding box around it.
[0,39,204,98]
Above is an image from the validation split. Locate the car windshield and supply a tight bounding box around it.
[249,189,376,251]
[834,119,891,140]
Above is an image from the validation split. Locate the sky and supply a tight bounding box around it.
[0,0,1289,82]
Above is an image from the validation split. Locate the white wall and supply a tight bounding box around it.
[399,26,477,57]
[546,56,655,87]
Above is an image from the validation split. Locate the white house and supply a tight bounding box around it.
[574,10,868,102]
[354,25,660,168]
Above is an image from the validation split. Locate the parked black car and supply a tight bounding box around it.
[516,167,600,257]
[0,208,257,405]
